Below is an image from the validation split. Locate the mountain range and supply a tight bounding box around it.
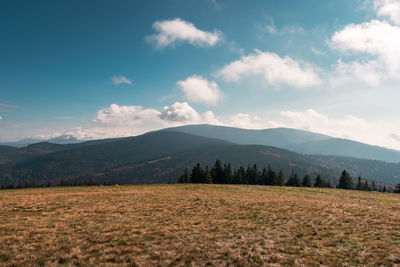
[165,125,400,163]
[1,125,400,188]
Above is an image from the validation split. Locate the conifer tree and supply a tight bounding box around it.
[337,170,353,190]
[314,174,323,187]
[261,167,268,185]
[266,165,277,185]
[276,170,285,186]
[286,170,301,187]
[204,166,212,184]
[302,174,312,187]
[224,163,232,184]
[244,165,251,185]
[178,167,190,183]
[212,160,224,184]
[191,163,204,183]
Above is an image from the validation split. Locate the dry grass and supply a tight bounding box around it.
[0,184,400,266]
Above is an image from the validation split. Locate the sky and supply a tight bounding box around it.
[1,0,400,149]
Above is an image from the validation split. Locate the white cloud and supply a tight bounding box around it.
[223,109,400,150]
[65,102,222,140]
[230,113,264,129]
[0,115,2,120]
[177,75,223,105]
[218,50,322,88]
[311,47,326,56]
[374,0,400,25]
[111,76,133,86]
[330,19,400,85]
[94,104,161,126]
[263,109,400,150]
[261,17,303,35]
[159,102,220,124]
[390,133,400,141]
[146,18,222,48]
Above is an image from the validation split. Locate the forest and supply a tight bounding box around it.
[178,160,397,193]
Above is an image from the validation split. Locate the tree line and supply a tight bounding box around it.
[178,159,331,188]
[178,160,396,193]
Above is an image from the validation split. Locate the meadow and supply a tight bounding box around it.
[0,184,399,266]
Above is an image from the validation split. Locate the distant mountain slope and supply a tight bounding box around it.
[1,131,399,187]
[286,138,400,163]
[0,135,82,148]
[0,131,232,186]
[164,124,331,147]
[164,124,400,163]
[0,145,17,154]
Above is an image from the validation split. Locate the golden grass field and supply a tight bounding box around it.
[1,184,400,266]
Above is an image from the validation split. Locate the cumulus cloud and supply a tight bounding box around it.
[111,76,132,86]
[390,133,400,141]
[64,102,222,140]
[217,50,322,88]
[177,75,223,105]
[330,19,400,85]
[160,102,220,124]
[261,17,303,35]
[374,0,400,25]
[146,18,222,48]
[224,109,400,150]
[94,104,161,126]
[311,47,326,56]
[230,113,264,129]
[264,109,400,149]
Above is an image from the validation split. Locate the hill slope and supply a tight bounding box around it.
[164,124,331,147]
[286,138,400,163]
[165,124,400,163]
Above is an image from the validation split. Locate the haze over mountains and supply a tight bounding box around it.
[1,125,400,188]
[165,125,400,163]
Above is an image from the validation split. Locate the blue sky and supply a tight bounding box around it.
[1,0,400,149]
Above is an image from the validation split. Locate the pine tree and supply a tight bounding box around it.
[178,168,190,183]
[383,185,387,192]
[261,167,268,185]
[244,165,251,185]
[212,160,224,184]
[302,174,312,187]
[224,163,232,184]
[314,174,323,187]
[337,170,353,190]
[204,166,212,184]
[276,170,285,186]
[232,168,242,184]
[191,163,204,183]
[248,164,259,185]
[286,170,301,187]
[266,165,277,186]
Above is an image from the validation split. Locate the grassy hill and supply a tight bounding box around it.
[0,184,399,266]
